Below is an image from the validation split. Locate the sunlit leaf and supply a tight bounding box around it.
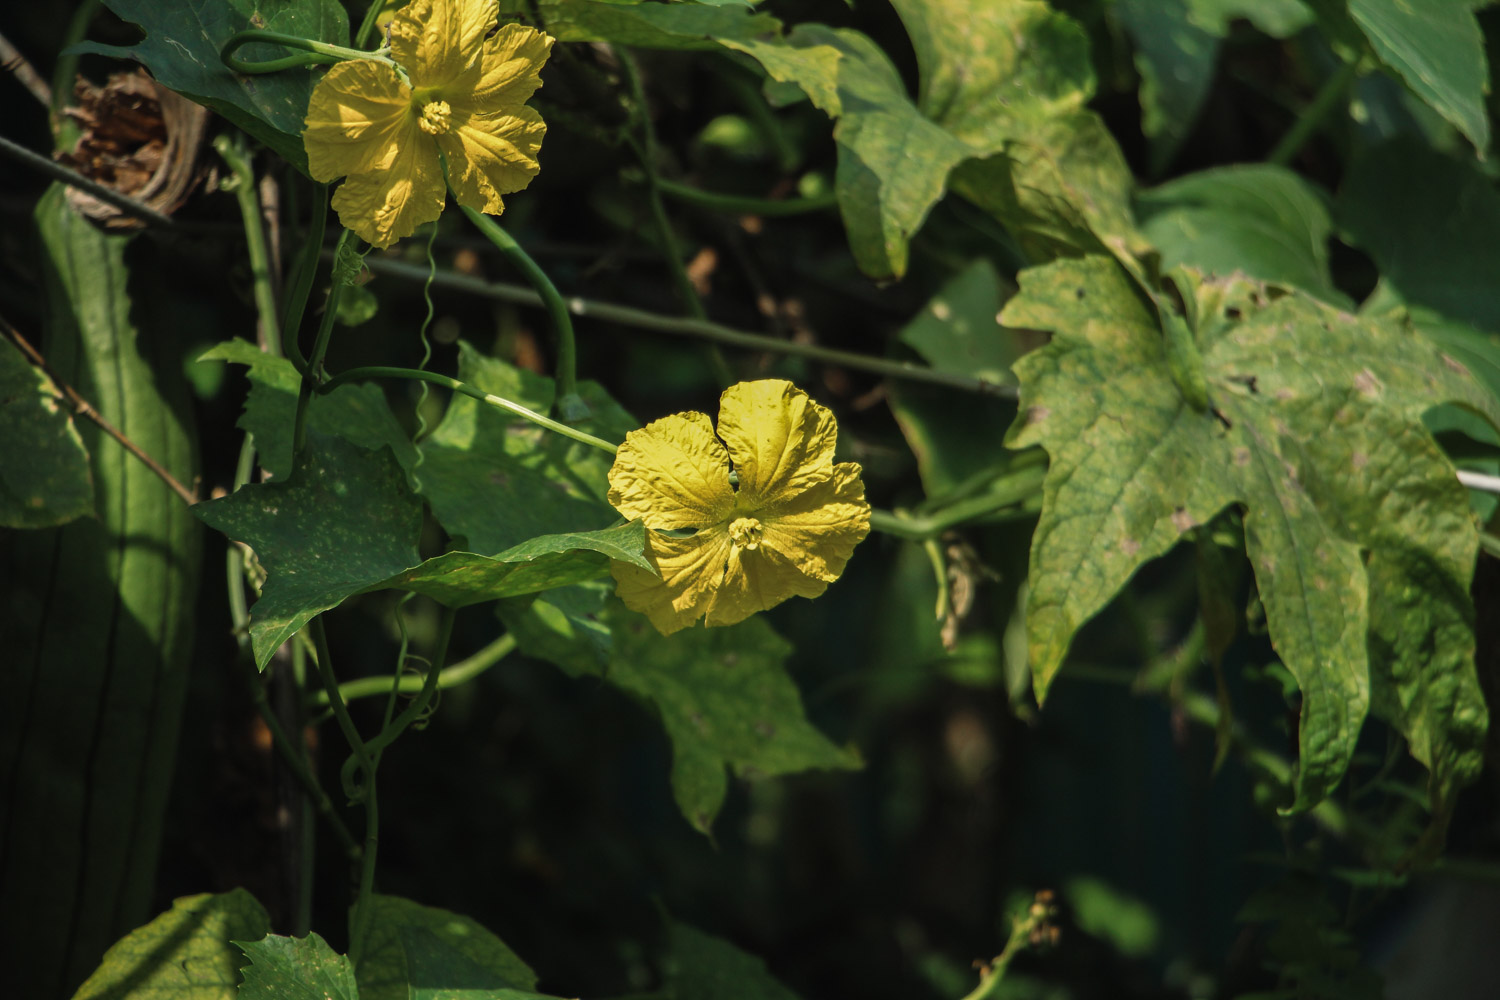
[1005,255,1498,812]
[1186,0,1313,37]
[71,890,270,1000]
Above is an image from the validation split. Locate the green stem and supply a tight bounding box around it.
[293,229,359,456]
[51,0,102,148]
[241,655,361,861]
[869,466,1046,540]
[1267,55,1363,167]
[309,633,516,706]
[349,778,379,963]
[320,366,619,454]
[311,618,373,798]
[656,178,838,217]
[620,51,732,386]
[457,204,580,409]
[960,918,1034,1000]
[0,133,175,227]
[354,0,387,49]
[279,185,329,373]
[220,29,397,75]
[214,135,281,352]
[363,607,457,765]
[356,256,1018,398]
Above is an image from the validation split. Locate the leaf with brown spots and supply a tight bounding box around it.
[1005,255,1500,815]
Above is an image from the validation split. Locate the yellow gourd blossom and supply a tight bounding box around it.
[608,380,872,635]
[303,0,552,247]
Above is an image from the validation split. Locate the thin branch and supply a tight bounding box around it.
[0,133,176,228]
[0,30,51,106]
[1,315,200,506]
[356,255,1019,399]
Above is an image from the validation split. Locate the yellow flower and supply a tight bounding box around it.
[303,0,552,247]
[608,380,872,635]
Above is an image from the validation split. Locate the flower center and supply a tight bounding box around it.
[728,517,764,551]
[418,100,452,135]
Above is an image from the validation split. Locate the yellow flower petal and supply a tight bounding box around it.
[438,106,546,215]
[715,380,837,507]
[329,132,446,248]
[391,0,498,89]
[303,60,413,182]
[705,544,832,627]
[760,462,872,581]
[608,412,736,530]
[612,528,734,635]
[448,22,553,113]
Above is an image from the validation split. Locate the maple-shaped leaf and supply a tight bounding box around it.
[1005,255,1499,813]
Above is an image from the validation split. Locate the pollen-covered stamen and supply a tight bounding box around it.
[728,517,764,551]
[418,100,452,135]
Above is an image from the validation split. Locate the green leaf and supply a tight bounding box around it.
[1347,0,1490,152]
[237,932,357,1000]
[1004,255,1499,810]
[200,340,416,481]
[889,0,1145,263]
[1337,138,1500,332]
[417,342,628,551]
[787,24,971,281]
[0,334,93,527]
[1138,164,1343,304]
[193,432,423,669]
[505,596,860,833]
[381,522,651,607]
[358,895,538,1000]
[71,889,271,1000]
[1118,0,1219,173]
[532,0,843,114]
[666,921,805,1000]
[72,0,349,172]
[1186,0,1313,37]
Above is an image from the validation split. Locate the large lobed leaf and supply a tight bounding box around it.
[73,0,349,172]
[1005,255,1497,814]
[194,431,647,670]
[71,890,271,1000]
[358,895,541,1000]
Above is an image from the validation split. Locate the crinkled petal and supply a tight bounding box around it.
[759,462,871,581]
[448,22,553,114]
[705,545,831,627]
[438,105,546,215]
[391,0,498,88]
[716,380,837,508]
[608,412,736,530]
[612,527,733,635]
[330,134,445,248]
[304,60,413,182]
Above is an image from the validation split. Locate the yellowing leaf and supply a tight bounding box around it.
[1006,255,1498,813]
